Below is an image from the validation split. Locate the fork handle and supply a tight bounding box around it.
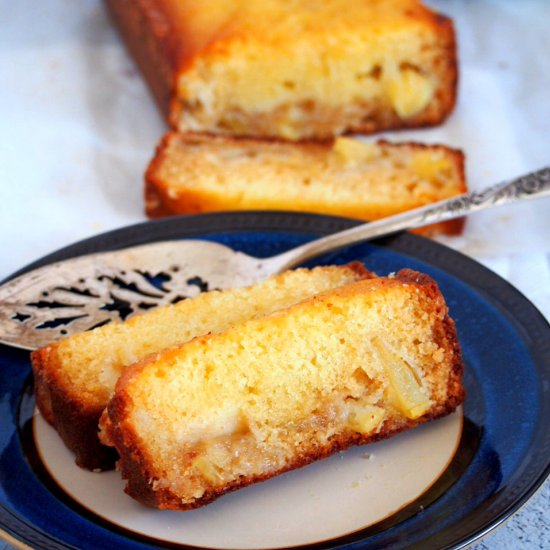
[272,166,550,272]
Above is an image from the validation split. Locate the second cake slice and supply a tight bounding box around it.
[101,269,464,510]
[146,133,466,235]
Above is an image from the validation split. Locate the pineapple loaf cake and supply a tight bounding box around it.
[146,133,466,235]
[31,263,372,471]
[104,0,458,140]
[100,269,465,510]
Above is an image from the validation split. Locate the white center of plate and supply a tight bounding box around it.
[34,410,462,549]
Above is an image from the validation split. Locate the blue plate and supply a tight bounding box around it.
[1,212,549,549]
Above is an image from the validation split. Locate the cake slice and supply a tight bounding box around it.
[31,263,372,471]
[146,133,466,235]
[101,269,464,510]
[105,0,457,140]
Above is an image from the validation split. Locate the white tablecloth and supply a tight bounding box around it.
[1,1,549,548]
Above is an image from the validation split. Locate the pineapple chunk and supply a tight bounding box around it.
[385,68,434,119]
[410,151,453,182]
[373,338,431,419]
[348,404,385,434]
[333,137,380,166]
[192,456,222,483]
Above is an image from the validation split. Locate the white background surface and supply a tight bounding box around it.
[1,0,549,548]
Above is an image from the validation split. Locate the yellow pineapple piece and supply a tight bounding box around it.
[333,137,380,166]
[385,68,435,119]
[373,338,431,419]
[192,456,222,483]
[348,404,385,434]
[410,151,453,182]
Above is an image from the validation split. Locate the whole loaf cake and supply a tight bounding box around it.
[105,0,457,140]
[100,269,464,510]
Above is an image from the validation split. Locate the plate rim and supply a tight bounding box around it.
[1,211,549,550]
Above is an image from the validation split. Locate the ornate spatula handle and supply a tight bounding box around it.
[273,167,550,271]
[421,166,550,225]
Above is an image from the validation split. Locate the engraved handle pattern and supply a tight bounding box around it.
[272,167,550,272]
[420,166,550,224]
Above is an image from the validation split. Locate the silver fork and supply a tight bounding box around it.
[1,167,549,350]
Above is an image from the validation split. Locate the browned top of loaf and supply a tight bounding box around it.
[152,0,451,68]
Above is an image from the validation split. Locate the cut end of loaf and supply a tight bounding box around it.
[103,269,464,510]
[170,1,457,139]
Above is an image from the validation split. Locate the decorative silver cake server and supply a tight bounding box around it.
[1,167,549,350]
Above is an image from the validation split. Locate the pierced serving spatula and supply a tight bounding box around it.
[1,167,549,350]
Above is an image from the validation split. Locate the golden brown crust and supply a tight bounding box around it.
[31,347,119,471]
[105,269,465,510]
[346,261,378,280]
[394,269,465,414]
[144,131,179,217]
[145,132,466,236]
[103,0,178,114]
